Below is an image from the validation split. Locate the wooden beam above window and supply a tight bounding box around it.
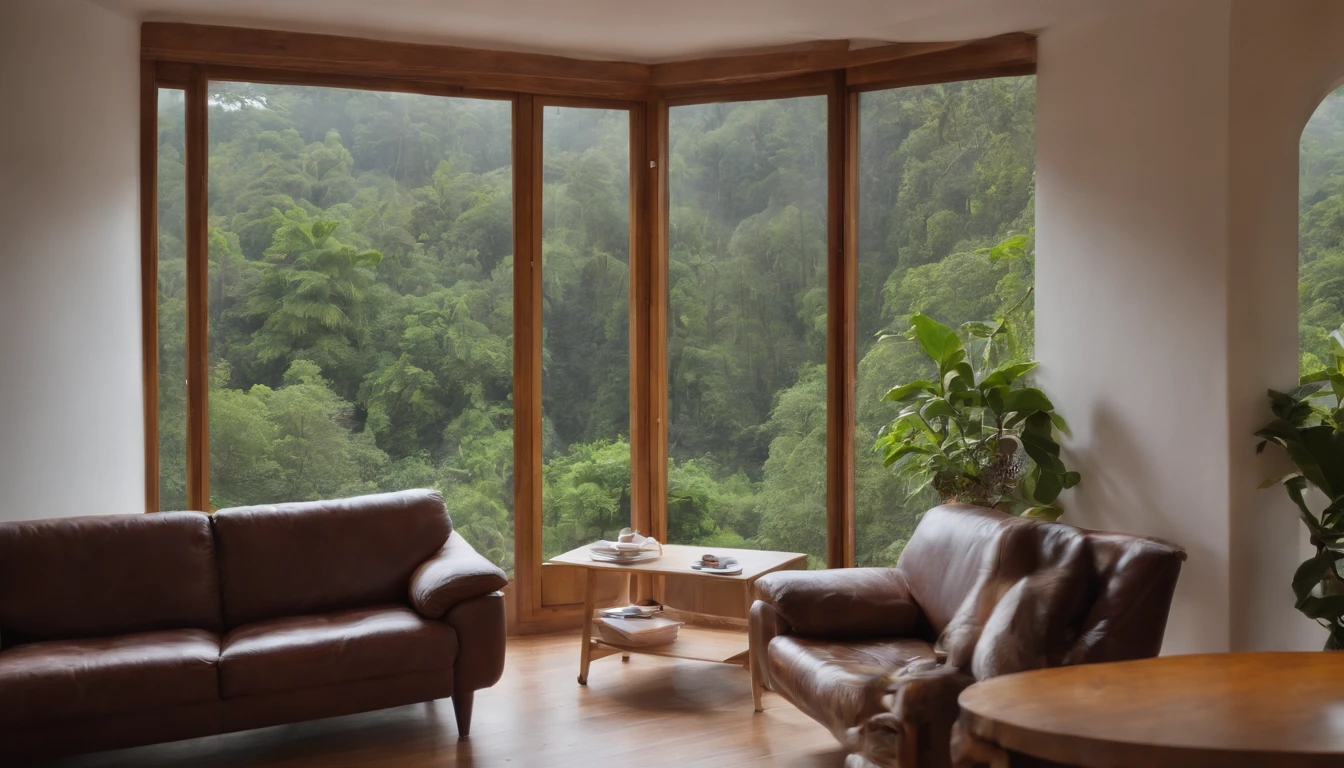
[141,22,653,99]
[141,23,1035,98]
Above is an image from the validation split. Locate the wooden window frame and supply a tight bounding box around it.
[139,22,1036,629]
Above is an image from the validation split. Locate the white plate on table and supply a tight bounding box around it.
[589,549,661,564]
[689,562,742,575]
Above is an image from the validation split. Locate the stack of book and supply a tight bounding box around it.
[596,614,684,647]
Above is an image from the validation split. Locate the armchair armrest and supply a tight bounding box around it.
[845,659,975,768]
[753,568,923,639]
[410,531,508,619]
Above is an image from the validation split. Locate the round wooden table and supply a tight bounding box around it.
[956,652,1344,768]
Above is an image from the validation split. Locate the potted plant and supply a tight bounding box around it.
[1255,328,1344,650]
[875,313,1079,520]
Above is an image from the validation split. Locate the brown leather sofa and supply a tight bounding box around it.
[750,504,1186,768]
[0,489,508,760]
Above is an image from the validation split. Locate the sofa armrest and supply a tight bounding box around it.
[753,568,923,639]
[410,531,508,619]
[445,590,507,693]
[846,660,975,768]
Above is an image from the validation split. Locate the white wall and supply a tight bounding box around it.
[1038,0,1344,653]
[0,0,144,520]
[1225,0,1344,651]
[1035,0,1235,654]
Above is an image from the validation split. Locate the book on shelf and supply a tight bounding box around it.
[596,615,683,647]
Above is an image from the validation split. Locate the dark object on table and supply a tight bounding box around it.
[0,489,508,760]
[749,503,1186,768]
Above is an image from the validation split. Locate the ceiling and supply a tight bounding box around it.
[91,0,1087,63]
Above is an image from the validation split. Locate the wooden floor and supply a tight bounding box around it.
[42,633,845,768]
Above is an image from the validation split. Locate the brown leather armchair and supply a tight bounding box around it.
[749,504,1186,768]
[0,489,508,760]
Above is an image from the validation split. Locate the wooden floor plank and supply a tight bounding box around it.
[40,633,844,768]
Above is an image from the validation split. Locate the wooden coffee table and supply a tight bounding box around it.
[955,652,1344,767]
[548,543,806,697]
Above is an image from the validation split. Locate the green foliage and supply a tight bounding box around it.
[874,305,1077,520]
[1300,86,1344,376]
[154,76,1035,578]
[1256,327,1344,650]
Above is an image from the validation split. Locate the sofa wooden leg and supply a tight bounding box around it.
[750,657,765,712]
[452,688,475,739]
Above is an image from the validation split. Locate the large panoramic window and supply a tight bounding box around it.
[666,97,829,566]
[1300,86,1344,374]
[205,84,515,573]
[146,28,1038,625]
[540,106,633,560]
[157,88,189,511]
[854,77,1037,566]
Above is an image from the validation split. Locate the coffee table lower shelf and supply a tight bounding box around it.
[587,622,750,669]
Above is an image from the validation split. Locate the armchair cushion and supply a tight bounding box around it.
[768,636,938,740]
[754,568,923,639]
[410,532,508,620]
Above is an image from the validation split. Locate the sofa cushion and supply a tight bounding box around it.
[767,635,937,738]
[218,605,457,698]
[0,629,220,728]
[0,512,222,643]
[212,490,452,627]
[895,504,1020,635]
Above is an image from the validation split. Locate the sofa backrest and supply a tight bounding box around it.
[895,504,1020,635]
[0,512,222,645]
[212,489,452,628]
[899,504,1187,679]
[1061,528,1186,664]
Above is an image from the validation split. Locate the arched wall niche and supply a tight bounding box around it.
[1225,0,1344,652]
[1035,0,1344,654]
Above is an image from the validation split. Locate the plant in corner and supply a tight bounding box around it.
[1255,327,1344,650]
[874,312,1080,520]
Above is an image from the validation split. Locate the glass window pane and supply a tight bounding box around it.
[206,83,515,574]
[667,97,828,566]
[540,106,632,560]
[158,88,188,511]
[1301,86,1344,374]
[855,77,1036,566]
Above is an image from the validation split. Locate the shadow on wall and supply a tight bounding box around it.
[1068,402,1162,535]
[1065,402,1220,654]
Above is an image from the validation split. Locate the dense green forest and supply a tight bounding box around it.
[1301,86,1344,373]
[155,76,1036,574]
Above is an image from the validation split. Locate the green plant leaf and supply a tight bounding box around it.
[883,444,935,468]
[1293,552,1339,601]
[1258,472,1301,490]
[1032,467,1064,504]
[920,398,955,423]
[908,314,964,370]
[960,320,1000,339]
[883,380,937,402]
[1050,412,1072,437]
[1297,593,1344,621]
[1022,506,1063,521]
[1002,388,1054,414]
[980,361,1039,390]
[984,386,1006,416]
[943,362,976,394]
